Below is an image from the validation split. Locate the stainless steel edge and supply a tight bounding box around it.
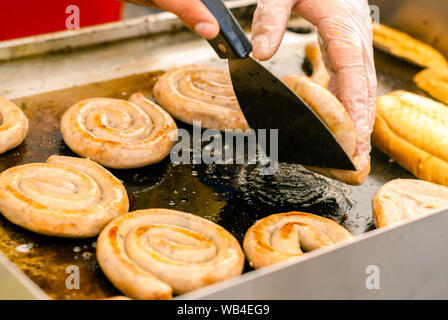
[0,0,257,61]
[1,0,447,300]
[0,253,50,300]
[177,206,448,299]
[0,12,183,61]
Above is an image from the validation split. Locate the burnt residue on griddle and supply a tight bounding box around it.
[213,163,354,244]
[237,163,353,216]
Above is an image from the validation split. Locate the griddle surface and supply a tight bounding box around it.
[0,47,417,299]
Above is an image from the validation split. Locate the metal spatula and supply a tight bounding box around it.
[201,0,356,170]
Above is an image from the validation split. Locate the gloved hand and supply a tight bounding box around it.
[124,0,219,39]
[252,0,376,166]
[125,0,375,173]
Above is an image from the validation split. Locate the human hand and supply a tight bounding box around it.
[251,0,376,164]
[123,0,219,39]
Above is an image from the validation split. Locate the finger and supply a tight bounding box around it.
[294,1,372,158]
[251,0,294,61]
[319,18,370,155]
[128,0,220,39]
[354,8,376,158]
[322,31,371,157]
[363,22,377,134]
[331,40,370,158]
[361,43,377,159]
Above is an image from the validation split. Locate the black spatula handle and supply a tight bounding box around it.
[201,0,253,59]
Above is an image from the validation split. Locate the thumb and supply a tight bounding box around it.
[251,0,295,61]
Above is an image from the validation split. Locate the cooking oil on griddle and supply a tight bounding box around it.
[0,70,376,300]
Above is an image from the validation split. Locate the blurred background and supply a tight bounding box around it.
[123,2,158,19]
[0,0,170,41]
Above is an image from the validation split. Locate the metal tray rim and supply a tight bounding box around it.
[176,205,448,299]
[1,204,445,300]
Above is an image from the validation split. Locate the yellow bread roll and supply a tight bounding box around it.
[373,91,448,186]
[414,68,448,105]
[282,74,369,185]
[373,23,448,68]
[373,179,448,228]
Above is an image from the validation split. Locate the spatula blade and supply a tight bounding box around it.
[229,57,356,171]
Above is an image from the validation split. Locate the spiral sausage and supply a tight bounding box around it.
[153,64,249,131]
[0,96,28,154]
[61,93,177,169]
[282,74,370,185]
[0,155,129,238]
[373,179,448,228]
[243,212,353,269]
[97,209,244,300]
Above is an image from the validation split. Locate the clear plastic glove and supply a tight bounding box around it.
[124,0,220,39]
[252,0,376,167]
